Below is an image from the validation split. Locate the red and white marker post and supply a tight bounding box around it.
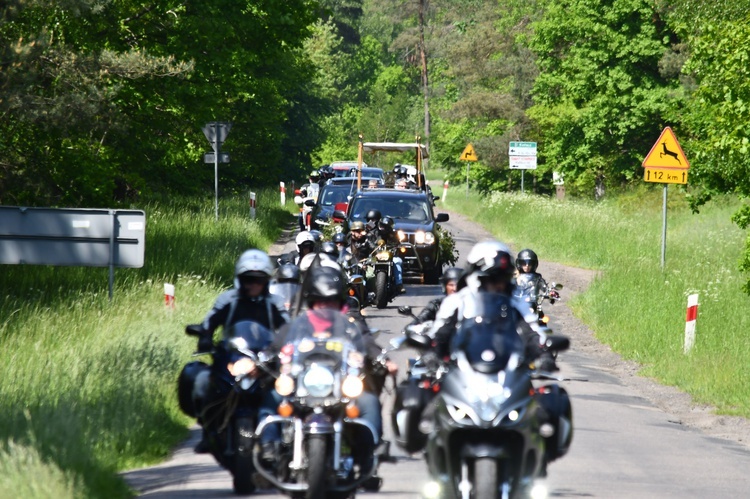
[249,191,257,219]
[164,283,175,309]
[684,293,698,353]
[280,182,286,206]
[442,180,449,203]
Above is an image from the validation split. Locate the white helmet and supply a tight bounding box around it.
[465,240,515,279]
[296,231,316,248]
[234,249,273,288]
[299,252,342,274]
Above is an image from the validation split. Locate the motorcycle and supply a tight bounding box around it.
[339,252,370,311]
[362,239,399,309]
[177,320,275,495]
[252,321,379,498]
[422,293,572,499]
[514,274,563,327]
[389,313,442,455]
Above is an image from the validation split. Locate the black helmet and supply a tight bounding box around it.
[320,241,338,257]
[332,232,347,245]
[303,266,346,307]
[275,263,301,283]
[378,216,394,233]
[516,249,539,273]
[309,171,321,180]
[440,267,463,294]
[366,209,382,223]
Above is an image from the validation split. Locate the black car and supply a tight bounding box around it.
[309,179,378,230]
[341,188,450,283]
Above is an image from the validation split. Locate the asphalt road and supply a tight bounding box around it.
[123,209,750,498]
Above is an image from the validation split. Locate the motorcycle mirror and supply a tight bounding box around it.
[545,335,570,353]
[304,199,316,207]
[551,282,563,290]
[333,210,347,219]
[185,324,204,336]
[377,239,385,246]
[397,306,413,316]
[405,330,432,349]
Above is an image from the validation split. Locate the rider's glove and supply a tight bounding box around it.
[537,352,558,372]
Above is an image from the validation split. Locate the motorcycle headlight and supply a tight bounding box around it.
[375,250,391,261]
[228,358,256,378]
[275,373,295,396]
[302,365,335,397]
[341,375,364,398]
[397,230,406,242]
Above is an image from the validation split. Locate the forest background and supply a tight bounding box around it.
[4,0,750,285]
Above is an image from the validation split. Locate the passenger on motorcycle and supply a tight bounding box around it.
[278,231,317,266]
[429,240,556,371]
[191,249,290,453]
[296,171,321,231]
[409,267,462,325]
[257,265,385,462]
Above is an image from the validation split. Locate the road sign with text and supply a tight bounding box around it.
[644,167,688,185]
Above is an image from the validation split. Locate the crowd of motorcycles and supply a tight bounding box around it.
[177,236,574,499]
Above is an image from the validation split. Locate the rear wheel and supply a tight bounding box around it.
[306,435,328,499]
[473,457,498,499]
[375,271,388,308]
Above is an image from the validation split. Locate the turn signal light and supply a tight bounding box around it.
[345,403,360,418]
[278,401,293,417]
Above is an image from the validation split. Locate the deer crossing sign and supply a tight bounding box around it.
[642,127,689,184]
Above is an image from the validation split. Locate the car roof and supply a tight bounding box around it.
[327,176,382,185]
[353,187,430,199]
[330,161,366,169]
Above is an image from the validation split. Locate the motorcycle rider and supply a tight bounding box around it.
[257,264,384,466]
[349,221,375,261]
[365,209,382,234]
[409,267,463,325]
[296,171,322,231]
[332,231,349,261]
[278,230,317,266]
[371,216,405,294]
[190,249,290,453]
[429,240,556,371]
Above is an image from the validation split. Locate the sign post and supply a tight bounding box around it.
[509,141,537,193]
[641,127,690,269]
[459,143,478,198]
[202,121,232,220]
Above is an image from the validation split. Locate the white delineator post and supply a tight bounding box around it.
[442,180,449,203]
[280,182,286,206]
[684,293,699,353]
[164,283,175,309]
[249,191,257,219]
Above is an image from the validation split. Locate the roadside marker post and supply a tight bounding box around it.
[249,192,257,219]
[442,180,449,203]
[684,293,699,353]
[280,182,286,206]
[164,283,175,309]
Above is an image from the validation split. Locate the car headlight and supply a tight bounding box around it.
[415,231,435,244]
[341,375,364,398]
[424,232,435,244]
[397,230,406,242]
[228,357,256,377]
[415,231,426,244]
[302,364,335,397]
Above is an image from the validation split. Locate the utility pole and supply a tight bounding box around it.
[418,0,430,163]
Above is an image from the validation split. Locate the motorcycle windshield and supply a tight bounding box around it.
[222,320,274,352]
[269,282,301,311]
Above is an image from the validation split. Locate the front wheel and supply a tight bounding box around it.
[473,457,498,499]
[375,271,388,309]
[232,417,256,495]
[306,435,328,499]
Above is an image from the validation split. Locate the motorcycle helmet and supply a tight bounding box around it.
[465,240,515,280]
[440,267,464,294]
[332,232,347,246]
[516,248,539,273]
[234,249,274,288]
[309,170,321,181]
[320,241,338,257]
[275,263,301,283]
[366,209,382,224]
[296,231,316,253]
[303,265,346,307]
[349,221,366,232]
[378,216,394,233]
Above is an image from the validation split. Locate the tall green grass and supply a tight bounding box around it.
[435,177,750,418]
[0,189,297,498]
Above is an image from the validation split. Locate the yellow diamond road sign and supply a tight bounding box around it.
[644,167,688,185]
[642,127,689,169]
[460,143,478,162]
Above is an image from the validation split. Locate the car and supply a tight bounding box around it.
[339,188,450,283]
[329,161,368,178]
[309,178,381,230]
[346,166,385,182]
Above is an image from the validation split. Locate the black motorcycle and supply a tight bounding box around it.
[178,320,275,495]
[362,240,399,309]
[252,325,378,498]
[423,294,572,499]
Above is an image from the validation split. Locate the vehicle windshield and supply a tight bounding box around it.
[319,186,355,206]
[350,197,431,223]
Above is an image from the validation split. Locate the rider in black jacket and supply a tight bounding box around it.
[410,267,463,325]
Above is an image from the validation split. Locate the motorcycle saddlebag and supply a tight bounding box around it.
[178,361,210,418]
[536,384,573,462]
